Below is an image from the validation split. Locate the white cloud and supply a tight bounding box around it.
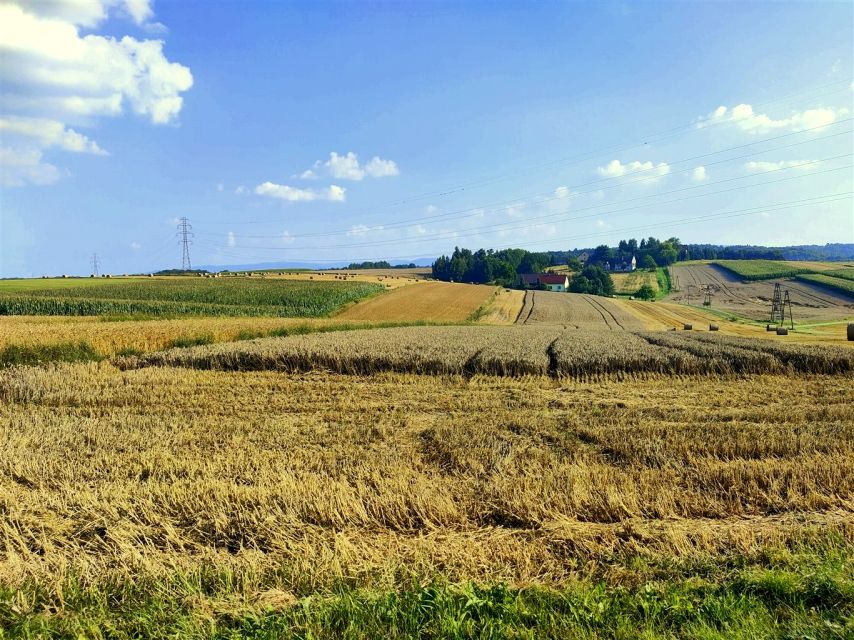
[554,185,572,199]
[597,159,670,183]
[0,116,107,154]
[227,231,236,247]
[347,224,384,237]
[254,182,346,202]
[0,147,61,186]
[744,160,817,172]
[130,241,141,250]
[692,166,707,181]
[700,103,847,134]
[281,230,294,244]
[364,155,399,178]
[424,204,439,214]
[216,183,223,192]
[298,151,400,181]
[235,185,248,195]
[0,1,192,186]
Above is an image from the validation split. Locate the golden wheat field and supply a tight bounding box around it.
[336,280,498,321]
[2,363,851,596]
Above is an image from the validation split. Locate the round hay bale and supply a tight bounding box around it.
[847,323,854,341]
[776,327,789,335]
[683,323,692,331]
[709,324,719,331]
[766,324,777,331]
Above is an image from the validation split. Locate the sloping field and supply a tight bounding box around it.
[610,270,659,295]
[1,362,851,635]
[476,288,525,324]
[336,281,497,321]
[515,290,645,330]
[124,325,853,377]
[669,263,854,322]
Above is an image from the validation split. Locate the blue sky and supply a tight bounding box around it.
[1,0,852,276]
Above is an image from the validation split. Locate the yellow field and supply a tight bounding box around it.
[237,271,419,289]
[0,316,353,356]
[609,270,659,295]
[476,288,525,324]
[622,300,853,344]
[2,364,850,596]
[336,281,498,321]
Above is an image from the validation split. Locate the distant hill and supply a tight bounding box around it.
[193,258,435,272]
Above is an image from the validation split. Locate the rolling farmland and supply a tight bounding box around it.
[336,280,498,322]
[1,267,852,636]
[669,262,854,322]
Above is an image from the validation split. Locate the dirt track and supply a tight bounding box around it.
[668,264,854,323]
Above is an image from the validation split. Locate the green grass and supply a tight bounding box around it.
[824,268,854,282]
[0,278,383,318]
[1,541,850,639]
[0,341,101,367]
[655,267,671,299]
[796,273,854,296]
[712,260,814,281]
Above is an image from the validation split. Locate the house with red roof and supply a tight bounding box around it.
[517,273,569,292]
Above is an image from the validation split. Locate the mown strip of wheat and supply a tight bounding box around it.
[119,325,854,378]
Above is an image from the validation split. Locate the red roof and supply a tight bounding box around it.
[538,274,568,285]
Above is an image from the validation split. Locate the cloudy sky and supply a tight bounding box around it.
[1,0,852,276]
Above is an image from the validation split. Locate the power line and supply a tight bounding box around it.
[192,191,852,264]
[203,79,853,227]
[177,217,193,270]
[200,125,852,241]
[193,163,852,252]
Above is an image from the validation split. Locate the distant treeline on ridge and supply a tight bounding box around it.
[430,240,854,286]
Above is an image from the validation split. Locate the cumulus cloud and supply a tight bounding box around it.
[227,231,236,247]
[281,230,294,244]
[130,241,141,250]
[699,103,847,134]
[692,166,707,181]
[0,0,192,186]
[254,182,346,202]
[298,151,400,181]
[0,147,61,186]
[0,116,107,154]
[554,185,572,199]
[597,159,670,183]
[744,160,817,172]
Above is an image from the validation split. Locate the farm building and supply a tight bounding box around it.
[607,256,637,272]
[517,273,570,292]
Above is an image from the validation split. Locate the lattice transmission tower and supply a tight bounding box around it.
[91,252,100,277]
[177,217,193,270]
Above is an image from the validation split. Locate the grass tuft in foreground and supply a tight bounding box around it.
[2,544,851,639]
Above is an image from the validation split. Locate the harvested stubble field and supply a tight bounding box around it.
[123,325,854,378]
[1,362,852,637]
[669,263,854,323]
[515,290,645,330]
[336,280,498,322]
